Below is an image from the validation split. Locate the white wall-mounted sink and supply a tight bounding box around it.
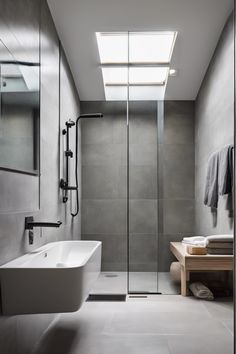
[0,241,101,315]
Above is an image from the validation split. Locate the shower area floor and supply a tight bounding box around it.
[90,272,180,295]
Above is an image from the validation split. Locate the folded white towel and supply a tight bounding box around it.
[182,236,206,246]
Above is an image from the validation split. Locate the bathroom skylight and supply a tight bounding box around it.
[129,32,176,64]
[102,67,169,85]
[96,31,177,100]
[96,32,128,64]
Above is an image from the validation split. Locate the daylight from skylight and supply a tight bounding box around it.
[96,31,177,101]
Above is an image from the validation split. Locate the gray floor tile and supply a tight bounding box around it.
[32,296,233,354]
[103,311,229,335]
[201,297,233,319]
[167,333,233,354]
[221,318,233,335]
[71,334,170,354]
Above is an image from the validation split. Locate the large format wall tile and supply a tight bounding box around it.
[81,100,195,273]
[161,100,195,271]
[195,13,234,235]
[129,143,157,166]
[82,143,127,166]
[82,165,126,199]
[163,199,195,235]
[82,199,127,235]
[129,199,157,234]
[0,1,81,353]
[81,101,128,272]
[0,0,80,262]
[163,144,194,199]
[129,234,158,272]
[129,165,157,199]
[164,101,194,146]
[129,101,157,145]
[82,234,127,271]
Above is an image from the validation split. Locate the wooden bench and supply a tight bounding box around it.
[170,242,234,296]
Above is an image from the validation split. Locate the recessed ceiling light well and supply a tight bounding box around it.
[96,31,177,100]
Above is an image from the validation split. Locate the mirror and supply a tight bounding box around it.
[0,40,40,175]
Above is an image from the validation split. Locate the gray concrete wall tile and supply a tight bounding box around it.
[163,199,195,235]
[81,100,195,273]
[129,143,157,166]
[82,234,127,271]
[0,1,81,353]
[82,165,127,199]
[129,199,157,234]
[129,165,157,199]
[195,13,234,235]
[129,234,158,272]
[82,199,127,235]
[163,144,194,199]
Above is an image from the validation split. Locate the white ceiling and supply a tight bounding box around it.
[47,0,233,101]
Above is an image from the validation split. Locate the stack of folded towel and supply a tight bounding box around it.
[182,235,233,255]
[206,235,233,255]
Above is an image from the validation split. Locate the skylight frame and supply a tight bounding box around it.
[101,66,170,87]
[96,31,177,100]
[96,31,177,65]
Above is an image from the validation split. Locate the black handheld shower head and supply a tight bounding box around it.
[65,119,75,128]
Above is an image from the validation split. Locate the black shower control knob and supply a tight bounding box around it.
[60,178,67,189]
[65,150,73,158]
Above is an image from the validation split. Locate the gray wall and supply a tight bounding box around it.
[0,0,81,266]
[129,102,158,272]
[195,13,234,236]
[159,101,195,271]
[81,101,127,271]
[81,101,195,272]
[0,0,81,353]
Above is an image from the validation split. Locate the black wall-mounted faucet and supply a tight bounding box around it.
[25,216,62,230]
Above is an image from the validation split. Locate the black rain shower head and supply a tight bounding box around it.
[77,113,103,120]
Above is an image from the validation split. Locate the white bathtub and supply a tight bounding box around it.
[0,241,101,315]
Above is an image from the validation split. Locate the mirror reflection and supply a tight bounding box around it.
[0,40,39,175]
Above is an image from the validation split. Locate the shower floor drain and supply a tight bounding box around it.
[87,294,126,302]
[104,274,118,278]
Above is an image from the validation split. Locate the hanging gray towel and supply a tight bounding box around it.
[218,144,234,195]
[204,152,219,208]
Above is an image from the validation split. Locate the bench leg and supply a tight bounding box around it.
[181,266,190,296]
